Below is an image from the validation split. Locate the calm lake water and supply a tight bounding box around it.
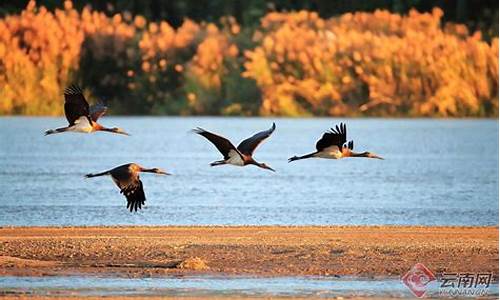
[1,275,497,298]
[0,117,498,226]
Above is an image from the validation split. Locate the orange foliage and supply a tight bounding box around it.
[243,9,499,116]
[189,23,239,88]
[0,1,239,115]
[0,3,497,117]
[131,16,240,114]
[0,1,83,114]
[0,0,137,115]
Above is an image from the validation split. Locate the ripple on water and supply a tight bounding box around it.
[0,117,498,226]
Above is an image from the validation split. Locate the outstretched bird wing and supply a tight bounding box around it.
[64,85,90,126]
[107,164,145,212]
[121,179,146,212]
[237,122,276,156]
[89,101,108,122]
[315,122,348,152]
[193,128,242,160]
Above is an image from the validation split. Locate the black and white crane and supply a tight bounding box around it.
[45,85,129,136]
[288,122,383,162]
[193,123,276,172]
[85,163,169,212]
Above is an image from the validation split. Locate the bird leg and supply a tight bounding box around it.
[44,127,69,136]
[288,152,317,163]
[210,160,226,167]
[85,171,110,178]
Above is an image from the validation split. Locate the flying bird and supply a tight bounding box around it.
[45,85,129,136]
[85,163,170,212]
[288,122,383,162]
[193,123,276,172]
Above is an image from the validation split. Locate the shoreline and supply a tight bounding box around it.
[0,226,497,278]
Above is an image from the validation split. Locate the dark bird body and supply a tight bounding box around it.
[85,163,169,212]
[45,85,129,136]
[193,123,276,171]
[289,122,383,162]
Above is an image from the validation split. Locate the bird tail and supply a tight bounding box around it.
[85,171,110,178]
[44,127,68,136]
[288,152,317,163]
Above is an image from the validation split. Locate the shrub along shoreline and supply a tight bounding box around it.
[0,1,498,117]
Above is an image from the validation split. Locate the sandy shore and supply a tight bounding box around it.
[0,226,497,278]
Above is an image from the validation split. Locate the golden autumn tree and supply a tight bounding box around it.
[243,9,499,117]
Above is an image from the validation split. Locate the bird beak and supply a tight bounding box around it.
[158,170,171,175]
[115,128,130,136]
[265,165,276,172]
[370,154,384,160]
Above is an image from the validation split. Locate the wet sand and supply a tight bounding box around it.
[0,226,497,278]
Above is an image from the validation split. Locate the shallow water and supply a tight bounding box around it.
[0,117,498,226]
[0,275,497,298]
